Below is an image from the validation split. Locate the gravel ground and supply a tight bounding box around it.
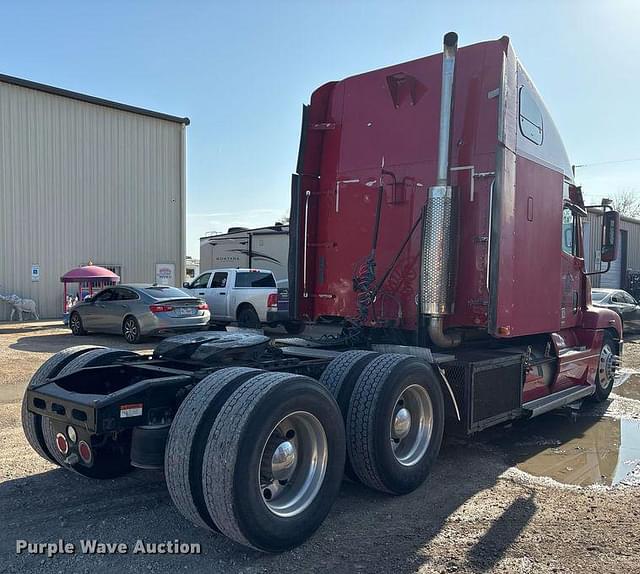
[1,321,639,573]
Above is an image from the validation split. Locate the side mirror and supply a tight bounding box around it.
[182,282,191,289]
[601,210,620,263]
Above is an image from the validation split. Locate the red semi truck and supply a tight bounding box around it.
[23,33,621,552]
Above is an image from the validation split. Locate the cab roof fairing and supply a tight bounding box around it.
[515,60,574,184]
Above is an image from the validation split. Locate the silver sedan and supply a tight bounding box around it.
[68,284,210,344]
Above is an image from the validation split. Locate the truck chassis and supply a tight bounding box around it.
[23,329,617,552]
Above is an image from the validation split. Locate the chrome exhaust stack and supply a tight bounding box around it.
[420,32,461,348]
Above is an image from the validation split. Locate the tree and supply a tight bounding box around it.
[608,187,640,218]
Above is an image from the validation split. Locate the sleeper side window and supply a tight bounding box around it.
[519,87,544,145]
[562,207,576,256]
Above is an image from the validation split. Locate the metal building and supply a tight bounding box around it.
[585,209,640,289]
[0,74,188,320]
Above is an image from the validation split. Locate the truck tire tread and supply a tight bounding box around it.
[346,353,410,493]
[21,345,103,464]
[202,371,345,551]
[165,367,262,531]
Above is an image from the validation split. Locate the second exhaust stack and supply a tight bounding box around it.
[420,32,461,348]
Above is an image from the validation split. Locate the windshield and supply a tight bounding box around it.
[591,290,608,302]
[145,286,192,299]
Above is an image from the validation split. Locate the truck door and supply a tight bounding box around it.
[209,271,230,319]
[560,205,583,329]
[188,271,212,305]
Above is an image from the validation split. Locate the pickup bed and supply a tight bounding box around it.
[182,268,278,328]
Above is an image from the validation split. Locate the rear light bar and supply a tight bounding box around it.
[150,304,174,313]
[267,293,278,308]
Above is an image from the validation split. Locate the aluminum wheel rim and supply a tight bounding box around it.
[70,315,80,332]
[124,320,137,341]
[390,384,433,466]
[258,411,328,518]
[599,344,614,389]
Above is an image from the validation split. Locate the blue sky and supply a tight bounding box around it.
[2,1,639,256]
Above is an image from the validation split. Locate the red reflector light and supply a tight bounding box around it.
[197,303,208,310]
[150,304,174,313]
[55,433,69,455]
[78,441,92,464]
[267,293,278,308]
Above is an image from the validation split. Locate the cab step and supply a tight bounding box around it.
[522,385,595,418]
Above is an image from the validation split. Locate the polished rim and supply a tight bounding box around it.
[598,344,615,389]
[390,384,433,466]
[258,411,328,518]
[124,319,137,342]
[70,314,81,333]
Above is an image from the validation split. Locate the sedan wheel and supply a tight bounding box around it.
[69,312,87,336]
[123,317,142,344]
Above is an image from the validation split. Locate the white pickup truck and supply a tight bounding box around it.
[182,268,279,329]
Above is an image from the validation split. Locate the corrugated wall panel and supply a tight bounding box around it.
[585,210,640,289]
[0,82,185,319]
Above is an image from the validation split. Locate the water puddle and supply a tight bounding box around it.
[613,372,640,401]
[491,414,640,486]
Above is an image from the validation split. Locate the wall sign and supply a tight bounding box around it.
[155,264,175,286]
[31,265,40,282]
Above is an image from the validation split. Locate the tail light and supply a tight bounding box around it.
[78,441,92,464]
[197,302,209,310]
[55,433,69,455]
[150,304,174,313]
[267,293,278,308]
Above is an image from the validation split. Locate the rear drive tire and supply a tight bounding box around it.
[69,312,87,336]
[22,345,103,464]
[346,354,445,495]
[202,372,345,552]
[592,332,617,402]
[165,367,263,531]
[122,316,143,344]
[42,348,139,478]
[284,321,306,335]
[237,306,260,329]
[319,350,379,481]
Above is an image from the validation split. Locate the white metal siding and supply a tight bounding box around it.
[0,81,185,319]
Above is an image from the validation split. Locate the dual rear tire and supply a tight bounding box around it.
[321,351,445,494]
[165,369,345,552]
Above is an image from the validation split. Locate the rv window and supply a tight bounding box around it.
[519,87,543,145]
[211,272,228,288]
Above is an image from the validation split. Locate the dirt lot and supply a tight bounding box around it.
[1,321,639,574]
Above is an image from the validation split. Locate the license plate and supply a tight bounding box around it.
[176,307,197,316]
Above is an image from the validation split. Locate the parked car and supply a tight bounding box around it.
[69,284,210,343]
[591,288,640,332]
[182,268,279,329]
[267,278,306,335]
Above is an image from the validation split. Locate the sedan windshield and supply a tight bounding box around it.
[591,290,608,302]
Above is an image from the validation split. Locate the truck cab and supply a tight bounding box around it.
[183,268,277,328]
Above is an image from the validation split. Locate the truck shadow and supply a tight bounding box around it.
[9,333,155,354]
[0,426,549,574]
